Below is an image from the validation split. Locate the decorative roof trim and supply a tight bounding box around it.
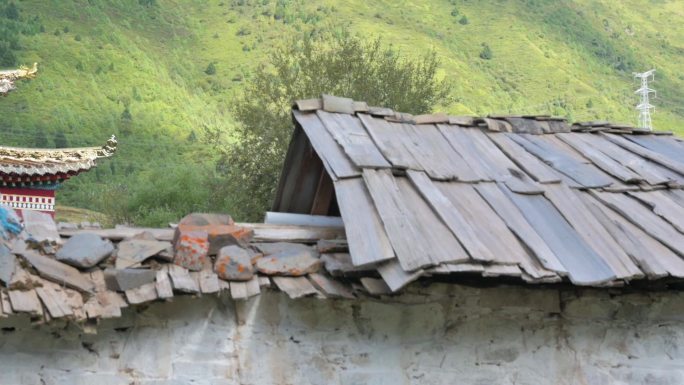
[0,63,38,95]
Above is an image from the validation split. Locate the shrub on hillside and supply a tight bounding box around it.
[218,29,451,220]
[480,43,493,60]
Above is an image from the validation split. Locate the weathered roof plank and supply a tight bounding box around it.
[293,110,360,179]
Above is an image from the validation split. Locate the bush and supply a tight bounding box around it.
[205,62,216,75]
[459,15,469,25]
[480,43,493,60]
[219,29,451,220]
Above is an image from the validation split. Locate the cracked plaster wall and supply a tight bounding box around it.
[1,283,683,385]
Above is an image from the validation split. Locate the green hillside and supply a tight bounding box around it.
[1,0,682,225]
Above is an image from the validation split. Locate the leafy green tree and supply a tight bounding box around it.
[54,131,69,148]
[120,105,133,136]
[219,29,451,220]
[0,41,16,67]
[459,16,469,25]
[5,2,19,20]
[204,62,216,75]
[33,129,49,147]
[480,43,493,60]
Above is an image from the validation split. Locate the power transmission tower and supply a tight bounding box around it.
[633,69,656,131]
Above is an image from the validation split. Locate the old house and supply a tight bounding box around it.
[0,94,683,384]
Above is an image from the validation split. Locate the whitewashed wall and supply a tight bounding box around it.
[1,284,683,385]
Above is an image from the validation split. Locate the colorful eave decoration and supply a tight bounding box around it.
[0,136,118,189]
[0,63,38,96]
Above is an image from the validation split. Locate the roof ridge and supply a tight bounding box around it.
[293,94,675,136]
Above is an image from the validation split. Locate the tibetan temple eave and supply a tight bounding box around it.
[0,63,38,96]
[0,136,117,215]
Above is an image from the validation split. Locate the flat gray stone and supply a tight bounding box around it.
[22,210,59,243]
[214,245,254,281]
[255,246,321,276]
[20,250,94,292]
[104,268,156,291]
[56,233,114,269]
[116,239,173,269]
[0,243,16,285]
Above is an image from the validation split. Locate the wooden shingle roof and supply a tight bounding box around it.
[275,94,684,291]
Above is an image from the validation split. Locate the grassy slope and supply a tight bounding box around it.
[0,0,682,224]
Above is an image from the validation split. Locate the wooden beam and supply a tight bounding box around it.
[310,169,335,215]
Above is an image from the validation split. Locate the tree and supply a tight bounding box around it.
[33,129,48,147]
[54,131,69,148]
[479,43,493,60]
[5,2,19,20]
[204,62,216,75]
[120,105,133,136]
[459,16,469,25]
[219,29,451,220]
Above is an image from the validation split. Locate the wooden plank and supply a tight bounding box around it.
[557,133,643,183]
[264,212,344,228]
[357,113,422,169]
[377,259,423,292]
[486,132,561,183]
[399,123,481,181]
[482,264,523,277]
[246,223,346,244]
[0,290,12,315]
[168,264,200,293]
[449,126,543,193]
[334,178,395,266]
[544,185,643,279]
[406,170,497,263]
[667,189,684,207]
[125,283,158,305]
[473,183,567,273]
[628,191,684,233]
[360,277,391,295]
[505,117,543,134]
[293,110,360,179]
[322,94,354,114]
[316,110,391,168]
[35,281,73,318]
[310,170,335,215]
[578,134,672,186]
[500,187,616,285]
[590,191,684,257]
[295,98,322,111]
[363,169,468,271]
[508,134,613,188]
[308,273,354,299]
[89,270,107,292]
[272,276,320,299]
[244,276,261,298]
[198,270,220,294]
[625,135,684,164]
[434,180,524,265]
[272,126,316,212]
[602,133,684,175]
[258,276,271,288]
[61,224,345,245]
[8,290,42,315]
[581,193,684,278]
[230,281,248,300]
[155,266,174,299]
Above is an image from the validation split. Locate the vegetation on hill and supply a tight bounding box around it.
[0,0,682,225]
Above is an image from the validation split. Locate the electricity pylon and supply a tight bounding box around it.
[634,69,656,131]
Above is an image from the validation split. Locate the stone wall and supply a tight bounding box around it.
[1,283,683,385]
